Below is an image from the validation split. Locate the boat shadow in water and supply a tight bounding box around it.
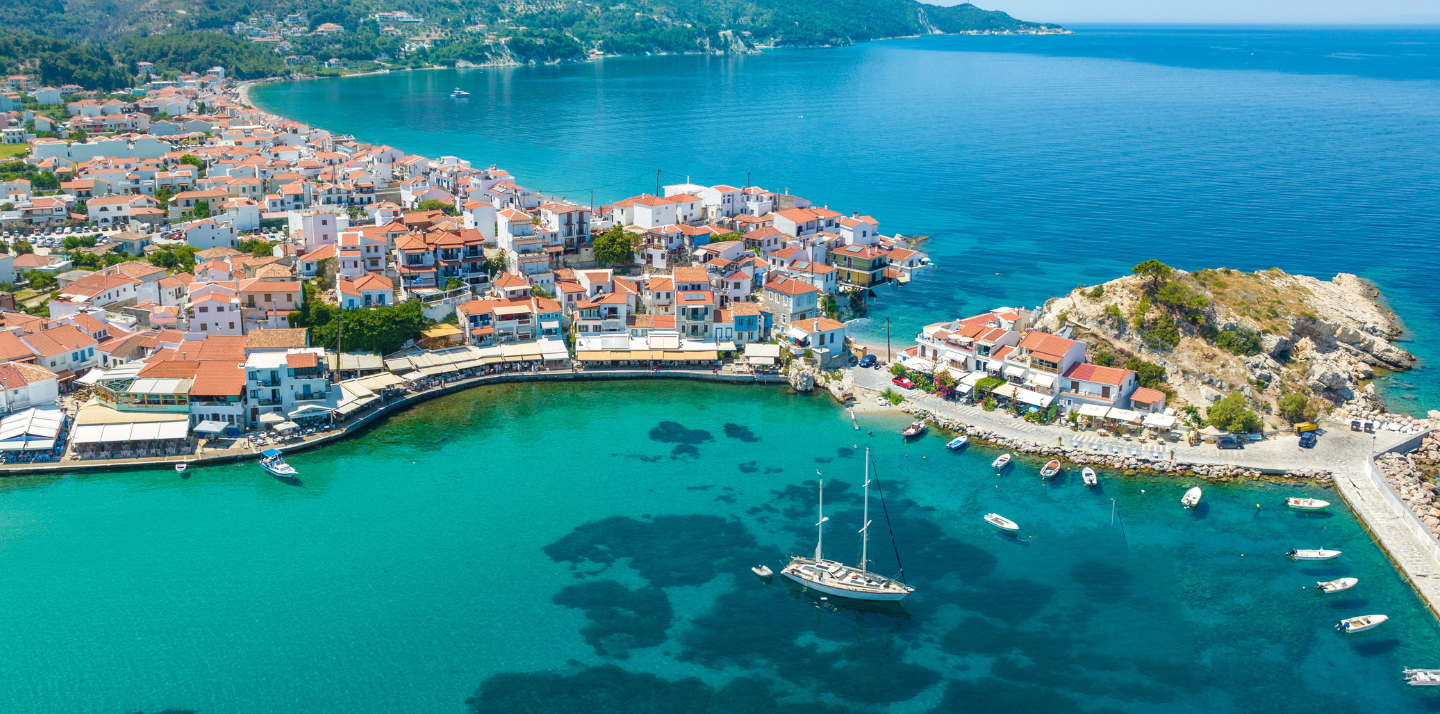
[271,474,303,486]
[1350,638,1401,656]
[1323,597,1369,610]
[1291,511,1336,521]
[1188,502,1211,519]
[778,577,911,620]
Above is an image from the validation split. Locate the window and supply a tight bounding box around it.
[200,323,207,331]
[199,306,209,313]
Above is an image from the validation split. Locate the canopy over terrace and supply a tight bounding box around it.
[0,407,65,453]
[1106,408,1144,424]
[1014,389,1054,408]
[990,383,1019,399]
[1143,413,1178,429]
[1077,404,1111,418]
[744,343,781,366]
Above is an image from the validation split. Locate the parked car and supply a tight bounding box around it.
[1216,435,1243,450]
[892,376,915,389]
[1299,431,1317,449]
[858,354,877,368]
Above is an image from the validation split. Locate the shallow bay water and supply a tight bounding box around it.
[0,381,1435,712]
[252,27,1440,415]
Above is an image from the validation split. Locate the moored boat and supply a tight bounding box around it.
[781,449,914,601]
[259,448,297,479]
[1082,467,1097,488]
[1317,577,1358,594]
[751,565,773,579]
[1040,460,1061,479]
[1288,548,1341,561]
[984,513,1019,533]
[992,453,1011,470]
[902,420,927,438]
[1336,614,1387,633]
[1286,497,1330,511]
[175,462,187,473]
[1181,486,1202,509]
[1405,668,1440,686]
[946,435,968,450]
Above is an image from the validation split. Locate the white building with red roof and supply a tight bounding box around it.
[1059,362,1140,411]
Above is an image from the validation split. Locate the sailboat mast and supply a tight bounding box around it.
[861,448,871,574]
[815,479,825,561]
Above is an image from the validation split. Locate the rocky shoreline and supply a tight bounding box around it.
[1378,434,1440,537]
[893,401,1334,484]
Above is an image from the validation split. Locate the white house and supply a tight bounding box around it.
[461,200,497,243]
[183,219,239,251]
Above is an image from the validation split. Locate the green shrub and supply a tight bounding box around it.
[1142,313,1181,350]
[1093,351,1116,367]
[982,396,996,411]
[1124,356,1167,388]
[1215,327,1262,356]
[889,362,908,377]
[1279,392,1316,423]
[1087,285,1104,299]
[1206,393,1262,433]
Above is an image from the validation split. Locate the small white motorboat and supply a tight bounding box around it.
[992,453,1011,470]
[1040,460,1061,479]
[175,462,187,473]
[751,565,773,579]
[984,513,1019,533]
[1317,577,1358,594]
[259,448,298,479]
[1286,497,1330,511]
[450,88,470,97]
[1181,486,1202,509]
[1082,467,1098,488]
[946,435,968,450]
[1336,614,1388,633]
[902,420,927,438]
[1288,548,1341,561]
[1405,668,1440,686]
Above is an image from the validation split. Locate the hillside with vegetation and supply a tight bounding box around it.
[0,1,1061,81]
[1032,262,1414,429]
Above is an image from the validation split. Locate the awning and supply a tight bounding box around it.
[335,402,364,417]
[748,357,776,366]
[100,424,132,442]
[273,421,300,433]
[194,420,229,435]
[991,383,1018,399]
[746,344,781,360]
[959,371,985,388]
[1027,372,1056,389]
[1107,408,1144,423]
[130,422,161,441]
[400,371,425,382]
[157,421,189,440]
[1015,389,1053,407]
[1003,365,1026,378]
[77,368,106,385]
[577,351,611,362]
[0,438,53,451]
[540,320,560,331]
[72,424,105,444]
[1143,413,1177,429]
[258,413,286,425]
[539,340,569,360]
[1078,404,1110,418]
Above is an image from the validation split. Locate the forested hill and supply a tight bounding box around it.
[0,0,1060,46]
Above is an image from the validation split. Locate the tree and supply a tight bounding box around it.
[1092,351,1116,367]
[444,277,465,290]
[12,239,33,254]
[147,245,197,271]
[416,199,457,216]
[192,200,211,219]
[593,226,636,266]
[237,238,272,258]
[22,269,55,290]
[1279,392,1317,424]
[1132,259,1174,292]
[1124,356,1166,389]
[179,154,205,172]
[0,203,12,211]
[1142,312,1181,350]
[889,362,908,377]
[530,286,551,298]
[1206,393,1262,433]
[32,170,59,191]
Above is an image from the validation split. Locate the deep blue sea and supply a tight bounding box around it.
[253,27,1440,416]
[1,380,1437,713]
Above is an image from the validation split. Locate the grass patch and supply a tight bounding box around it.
[0,144,29,160]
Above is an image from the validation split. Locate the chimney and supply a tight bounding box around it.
[853,211,858,218]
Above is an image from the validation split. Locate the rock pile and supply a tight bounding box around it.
[897,403,1331,482]
[1378,450,1440,537]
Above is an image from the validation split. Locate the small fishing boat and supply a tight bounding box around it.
[1181,486,1202,509]
[1336,614,1388,633]
[1040,460,1061,479]
[259,448,297,479]
[751,565,773,579]
[1082,467,1098,488]
[984,513,1019,533]
[1405,668,1440,686]
[1288,548,1341,561]
[1286,497,1330,511]
[1317,577,1358,594]
[450,88,470,97]
[946,435,968,450]
[992,453,1011,470]
[175,462,187,473]
[902,420,927,438]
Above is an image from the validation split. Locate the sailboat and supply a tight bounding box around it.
[781,449,914,602]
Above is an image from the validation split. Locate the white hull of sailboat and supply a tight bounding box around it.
[781,570,911,601]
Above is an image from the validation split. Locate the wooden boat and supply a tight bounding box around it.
[259,448,298,479]
[991,453,1011,470]
[1317,577,1358,594]
[902,420,927,438]
[1040,460,1061,479]
[984,513,1019,533]
[1286,497,1330,511]
[1405,668,1440,686]
[1288,548,1341,561]
[175,462,187,473]
[1181,486,1202,509]
[946,435,968,450]
[1082,467,1098,488]
[1336,614,1388,633]
[751,565,773,579]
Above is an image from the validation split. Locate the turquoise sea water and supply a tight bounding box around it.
[1,380,1438,712]
[251,27,1440,415]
